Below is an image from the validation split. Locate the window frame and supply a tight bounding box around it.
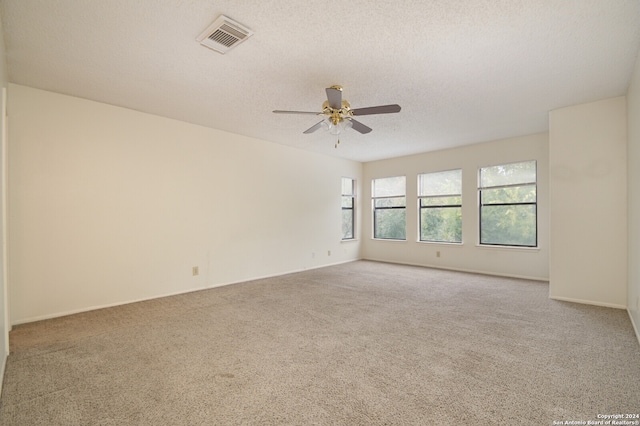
[372,176,407,241]
[418,169,463,244]
[341,177,356,240]
[478,160,537,248]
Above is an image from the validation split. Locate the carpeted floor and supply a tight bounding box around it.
[1,260,639,425]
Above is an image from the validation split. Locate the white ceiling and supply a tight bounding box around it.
[1,0,639,162]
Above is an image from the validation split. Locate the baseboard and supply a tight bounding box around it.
[204,258,359,290]
[11,258,361,326]
[363,257,549,282]
[549,295,627,310]
[0,351,6,399]
[629,309,640,347]
[11,287,212,325]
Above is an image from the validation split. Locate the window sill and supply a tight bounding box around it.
[475,244,540,252]
[416,241,463,247]
[371,238,407,242]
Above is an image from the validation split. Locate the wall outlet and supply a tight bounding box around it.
[328,250,331,256]
[436,251,441,258]
[192,266,199,276]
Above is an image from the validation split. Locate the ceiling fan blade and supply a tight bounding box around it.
[325,86,343,109]
[350,119,372,134]
[351,104,401,116]
[273,110,320,115]
[303,121,325,134]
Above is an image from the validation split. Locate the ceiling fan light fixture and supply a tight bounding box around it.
[324,117,352,135]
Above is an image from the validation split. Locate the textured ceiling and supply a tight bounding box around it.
[1,0,639,162]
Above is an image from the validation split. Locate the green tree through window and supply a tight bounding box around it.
[418,169,462,243]
[341,177,355,240]
[372,176,406,240]
[479,161,537,247]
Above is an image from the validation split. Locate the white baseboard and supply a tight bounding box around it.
[12,258,361,326]
[629,309,640,347]
[363,257,549,282]
[11,287,208,325]
[204,258,359,290]
[0,351,6,398]
[549,295,627,310]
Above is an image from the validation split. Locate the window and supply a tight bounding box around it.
[418,169,462,243]
[479,160,537,247]
[372,176,406,240]
[341,177,355,240]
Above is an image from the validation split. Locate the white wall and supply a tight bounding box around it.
[549,97,627,308]
[7,84,362,324]
[628,52,640,341]
[362,133,549,281]
[0,12,8,395]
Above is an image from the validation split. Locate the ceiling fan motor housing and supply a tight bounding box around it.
[322,100,353,125]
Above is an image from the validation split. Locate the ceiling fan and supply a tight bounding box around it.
[273,85,401,147]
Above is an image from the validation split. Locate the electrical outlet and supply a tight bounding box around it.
[192,266,199,276]
[328,250,331,256]
[436,251,441,258]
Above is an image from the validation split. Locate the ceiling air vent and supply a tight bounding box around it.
[196,15,253,54]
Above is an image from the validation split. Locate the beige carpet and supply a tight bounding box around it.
[1,260,638,425]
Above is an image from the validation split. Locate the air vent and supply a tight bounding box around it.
[196,15,253,54]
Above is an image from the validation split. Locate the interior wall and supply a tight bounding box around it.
[0,11,8,394]
[7,84,362,325]
[362,133,549,281]
[549,96,628,308]
[628,51,640,340]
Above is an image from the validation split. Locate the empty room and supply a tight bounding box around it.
[0,1,639,425]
